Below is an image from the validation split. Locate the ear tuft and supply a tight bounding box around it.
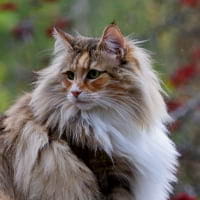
[110,20,116,25]
[99,24,126,58]
[53,27,74,53]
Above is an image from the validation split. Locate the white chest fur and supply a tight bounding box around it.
[81,109,178,200]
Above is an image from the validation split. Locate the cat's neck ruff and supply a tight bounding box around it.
[81,107,138,156]
[78,107,178,200]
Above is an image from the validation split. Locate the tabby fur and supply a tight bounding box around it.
[0,24,178,200]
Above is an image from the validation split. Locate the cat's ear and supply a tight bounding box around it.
[98,24,126,58]
[53,28,74,53]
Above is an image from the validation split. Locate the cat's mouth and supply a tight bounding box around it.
[67,95,94,110]
[71,99,93,110]
[73,98,89,104]
[76,99,87,103]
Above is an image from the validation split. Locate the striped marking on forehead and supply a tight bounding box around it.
[77,51,90,69]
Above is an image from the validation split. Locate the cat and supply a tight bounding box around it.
[0,24,178,200]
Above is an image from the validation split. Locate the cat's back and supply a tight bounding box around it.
[3,93,33,134]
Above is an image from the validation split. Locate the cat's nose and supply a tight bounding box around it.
[71,90,82,98]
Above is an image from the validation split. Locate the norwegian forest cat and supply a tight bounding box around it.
[0,24,178,200]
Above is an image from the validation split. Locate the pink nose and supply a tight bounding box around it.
[71,91,82,97]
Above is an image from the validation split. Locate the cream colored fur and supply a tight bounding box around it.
[0,27,178,200]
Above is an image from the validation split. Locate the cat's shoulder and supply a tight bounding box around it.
[6,93,32,117]
[2,93,33,135]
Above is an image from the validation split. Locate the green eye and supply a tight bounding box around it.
[86,69,102,79]
[66,71,75,80]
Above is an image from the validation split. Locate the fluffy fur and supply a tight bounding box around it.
[0,24,178,200]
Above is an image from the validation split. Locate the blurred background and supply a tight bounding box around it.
[0,0,200,199]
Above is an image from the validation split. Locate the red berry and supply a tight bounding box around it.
[167,100,182,112]
[180,0,199,7]
[0,2,17,11]
[170,63,197,87]
[171,193,197,200]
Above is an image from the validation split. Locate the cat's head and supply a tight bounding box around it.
[31,24,170,130]
[53,24,132,111]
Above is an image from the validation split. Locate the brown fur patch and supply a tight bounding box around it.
[79,74,110,92]
[61,77,72,91]
[125,47,140,70]
[67,140,134,197]
[78,51,90,69]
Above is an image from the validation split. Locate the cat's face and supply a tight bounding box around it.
[61,55,111,110]
[60,52,124,110]
[57,25,134,111]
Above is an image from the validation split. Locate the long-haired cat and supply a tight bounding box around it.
[0,24,178,200]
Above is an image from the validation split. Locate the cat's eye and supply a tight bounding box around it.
[86,69,102,80]
[65,71,75,80]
